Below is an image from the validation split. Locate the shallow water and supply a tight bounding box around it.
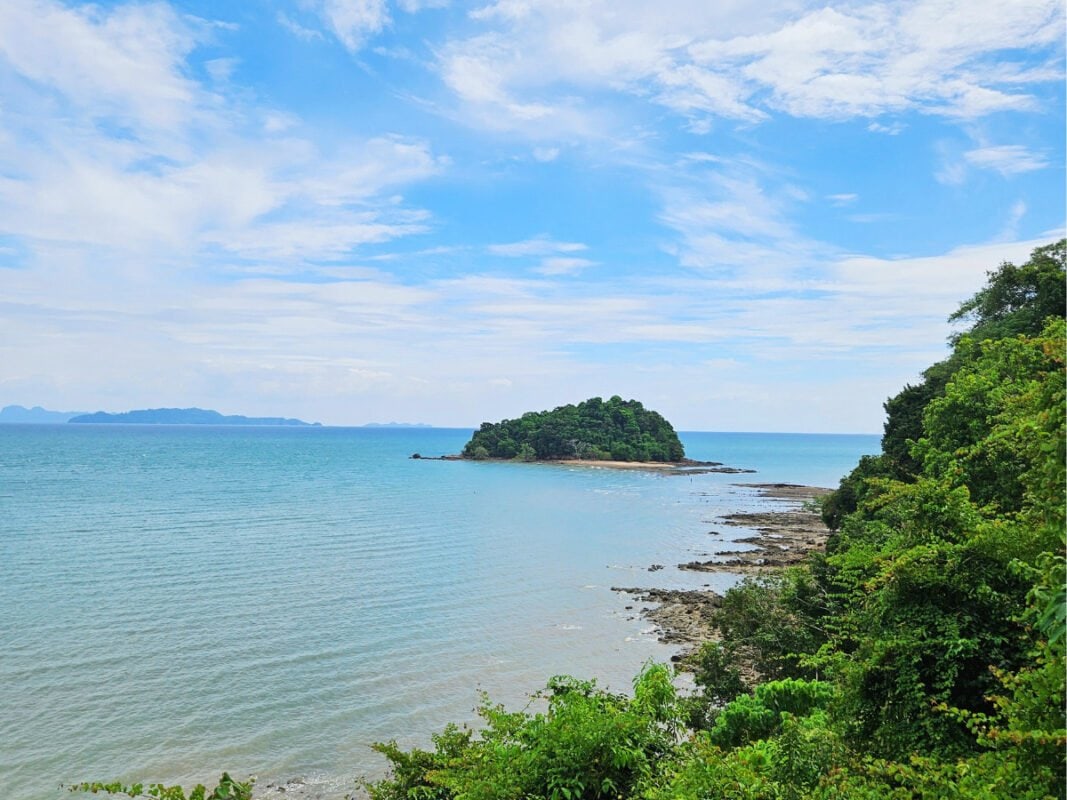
[0,426,877,799]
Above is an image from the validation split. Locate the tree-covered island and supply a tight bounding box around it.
[462,396,686,462]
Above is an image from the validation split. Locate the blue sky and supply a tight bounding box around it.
[0,0,1063,431]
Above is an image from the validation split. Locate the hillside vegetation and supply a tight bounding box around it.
[462,396,686,462]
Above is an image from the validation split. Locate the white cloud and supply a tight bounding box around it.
[532,146,560,162]
[0,0,201,140]
[868,121,906,135]
[0,1,446,263]
[488,237,588,258]
[318,0,390,52]
[964,144,1049,175]
[436,0,1064,139]
[205,57,239,82]
[277,13,325,41]
[993,199,1028,242]
[535,257,596,276]
[827,193,858,206]
[657,167,825,273]
[397,0,448,10]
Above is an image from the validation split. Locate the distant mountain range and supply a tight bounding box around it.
[69,408,320,426]
[0,405,87,423]
[1,405,319,426]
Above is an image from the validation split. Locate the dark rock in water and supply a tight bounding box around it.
[410,453,421,459]
[611,586,722,653]
[648,563,664,572]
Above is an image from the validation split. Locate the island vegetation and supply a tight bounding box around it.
[462,396,686,462]
[69,240,1066,799]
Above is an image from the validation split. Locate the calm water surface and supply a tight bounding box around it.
[0,426,877,799]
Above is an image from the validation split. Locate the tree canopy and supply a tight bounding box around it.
[462,396,686,463]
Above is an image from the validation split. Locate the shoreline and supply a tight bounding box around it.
[556,458,756,474]
[613,483,832,660]
[412,454,757,474]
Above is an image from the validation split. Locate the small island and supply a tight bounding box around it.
[462,396,685,462]
[68,407,320,426]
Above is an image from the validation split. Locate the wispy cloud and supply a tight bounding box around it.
[827,193,858,206]
[0,1,446,264]
[435,0,1063,139]
[488,237,588,258]
[277,13,325,41]
[964,145,1049,175]
[535,257,596,276]
[317,0,390,52]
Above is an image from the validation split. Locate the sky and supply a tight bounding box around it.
[0,0,1063,432]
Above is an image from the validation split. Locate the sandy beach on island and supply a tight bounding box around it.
[556,458,757,474]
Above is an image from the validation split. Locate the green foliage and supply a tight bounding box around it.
[366,725,474,800]
[814,751,1063,800]
[711,570,829,682]
[68,774,252,800]
[915,320,1066,516]
[819,454,894,530]
[645,735,778,800]
[462,396,685,462]
[708,679,835,749]
[684,641,748,730]
[879,361,956,482]
[948,239,1066,345]
[367,664,682,800]
[867,238,1065,492]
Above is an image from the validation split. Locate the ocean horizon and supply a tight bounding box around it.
[0,425,878,799]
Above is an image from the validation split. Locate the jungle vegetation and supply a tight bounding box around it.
[71,240,1066,799]
[462,396,686,463]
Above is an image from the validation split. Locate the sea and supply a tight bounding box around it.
[0,425,878,800]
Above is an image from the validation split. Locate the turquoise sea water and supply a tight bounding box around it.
[0,426,878,799]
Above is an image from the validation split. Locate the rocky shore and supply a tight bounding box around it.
[681,483,833,574]
[614,483,832,659]
[609,587,723,662]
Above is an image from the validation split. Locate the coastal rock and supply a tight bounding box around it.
[612,587,721,652]
[664,466,757,475]
[678,484,832,575]
[618,484,833,662]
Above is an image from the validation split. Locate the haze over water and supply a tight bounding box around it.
[0,425,877,799]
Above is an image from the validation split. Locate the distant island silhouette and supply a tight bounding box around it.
[0,404,87,424]
[68,408,320,426]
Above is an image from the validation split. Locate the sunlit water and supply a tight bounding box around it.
[0,426,877,799]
